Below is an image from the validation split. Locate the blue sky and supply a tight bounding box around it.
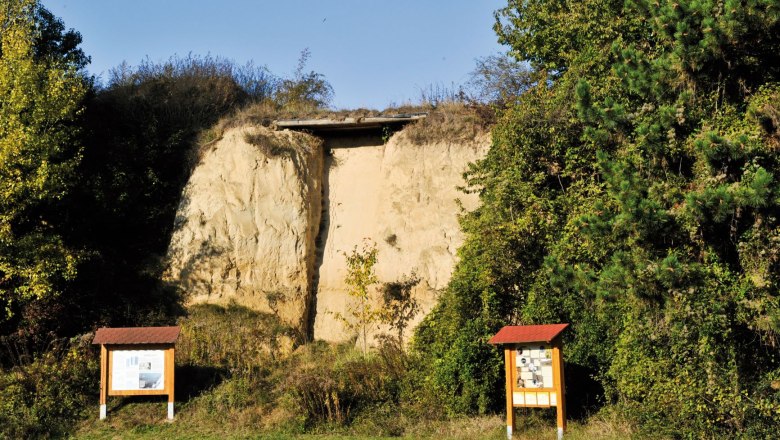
[42,1,508,110]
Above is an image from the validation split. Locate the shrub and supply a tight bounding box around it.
[0,336,98,439]
[276,342,403,429]
[177,303,294,377]
[402,101,494,146]
[273,49,333,113]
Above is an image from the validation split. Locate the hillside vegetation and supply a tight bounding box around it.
[417,0,780,437]
[2,0,780,439]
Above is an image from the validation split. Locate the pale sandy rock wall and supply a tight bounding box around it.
[165,126,322,334]
[313,130,489,342]
[166,122,489,343]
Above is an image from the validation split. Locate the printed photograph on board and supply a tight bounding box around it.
[111,350,165,391]
[515,344,554,389]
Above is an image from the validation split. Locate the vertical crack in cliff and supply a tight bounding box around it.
[306,146,332,341]
[167,123,489,342]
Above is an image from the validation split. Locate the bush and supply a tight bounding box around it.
[276,342,405,429]
[0,336,98,439]
[273,48,333,113]
[177,303,294,376]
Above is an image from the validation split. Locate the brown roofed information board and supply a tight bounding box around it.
[488,324,569,344]
[92,326,180,420]
[93,326,180,345]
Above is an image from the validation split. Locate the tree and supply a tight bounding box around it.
[0,0,86,324]
[274,49,333,112]
[570,2,780,433]
[419,0,780,434]
[334,241,383,354]
[31,4,90,70]
[467,52,533,105]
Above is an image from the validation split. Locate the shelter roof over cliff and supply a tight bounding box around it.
[274,114,427,134]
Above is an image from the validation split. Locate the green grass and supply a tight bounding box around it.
[71,400,504,439]
[72,402,637,440]
[69,304,638,440]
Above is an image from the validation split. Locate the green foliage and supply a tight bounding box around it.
[421,0,780,436]
[171,304,289,431]
[278,342,401,429]
[494,0,645,75]
[76,335,483,439]
[274,48,333,112]
[0,336,98,439]
[0,0,86,322]
[2,15,337,432]
[30,3,90,70]
[333,241,384,354]
[178,303,294,373]
[415,78,594,415]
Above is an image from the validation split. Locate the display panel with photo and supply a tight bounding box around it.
[515,344,554,389]
[111,350,165,391]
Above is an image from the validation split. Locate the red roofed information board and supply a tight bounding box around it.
[490,324,568,440]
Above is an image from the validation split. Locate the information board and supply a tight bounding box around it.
[111,350,165,391]
[490,324,568,439]
[515,344,554,389]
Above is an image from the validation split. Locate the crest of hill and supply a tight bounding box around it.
[197,100,495,148]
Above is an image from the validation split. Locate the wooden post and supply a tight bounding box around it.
[552,337,566,440]
[99,344,108,419]
[504,347,515,439]
[166,347,175,419]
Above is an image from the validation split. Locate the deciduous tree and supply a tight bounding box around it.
[335,241,382,354]
[0,0,86,321]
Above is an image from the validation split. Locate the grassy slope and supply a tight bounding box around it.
[73,410,634,440]
[71,304,636,439]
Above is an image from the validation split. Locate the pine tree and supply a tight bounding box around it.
[419,0,780,434]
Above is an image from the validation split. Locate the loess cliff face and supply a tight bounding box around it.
[313,130,489,341]
[165,126,323,334]
[166,121,488,341]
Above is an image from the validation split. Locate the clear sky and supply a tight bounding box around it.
[42,1,509,110]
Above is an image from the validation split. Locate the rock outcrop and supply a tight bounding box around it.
[166,121,489,342]
[313,130,489,341]
[165,126,323,335]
